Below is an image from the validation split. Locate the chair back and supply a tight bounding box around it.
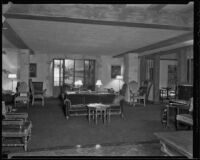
[17,82,29,93]
[129,80,139,95]
[32,82,44,94]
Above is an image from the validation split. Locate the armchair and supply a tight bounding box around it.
[2,101,29,121]
[14,82,30,108]
[2,119,32,151]
[29,80,46,106]
[129,80,152,106]
[2,101,32,151]
[176,97,193,130]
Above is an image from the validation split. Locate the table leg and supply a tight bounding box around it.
[166,105,170,128]
[88,109,91,124]
[95,109,97,125]
[24,136,28,151]
[103,110,106,124]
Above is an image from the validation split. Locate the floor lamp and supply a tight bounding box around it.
[116,75,123,95]
[8,73,17,92]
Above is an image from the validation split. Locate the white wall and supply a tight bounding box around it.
[29,53,124,96]
[159,60,177,89]
[2,48,30,92]
[124,53,139,83]
[97,55,124,92]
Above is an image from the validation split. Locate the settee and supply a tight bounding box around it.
[63,91,124,119]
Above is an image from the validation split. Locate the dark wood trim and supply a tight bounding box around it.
[160,59,177,61]
[5,13,193,31]
[114,32,193,58]
[150,45,193,57]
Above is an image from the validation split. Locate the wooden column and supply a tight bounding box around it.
[153,54,160,102]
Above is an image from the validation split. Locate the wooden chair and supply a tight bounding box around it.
[2,119,32,151]
[135,80,152,106]
[29,80,46,106]
[14,82,30,108]
[130,80,152,106]
[176,97,193,130]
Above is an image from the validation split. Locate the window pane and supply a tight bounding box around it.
[75,60,84,83]
[64,59,74,85]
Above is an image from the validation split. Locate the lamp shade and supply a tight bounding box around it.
[8,73,17,79]
[116,75,123,80]
[96,80,102,86]
[74,80,83,86]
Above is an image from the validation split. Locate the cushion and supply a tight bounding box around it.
[177,114,193,125]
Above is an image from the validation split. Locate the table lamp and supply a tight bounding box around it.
[8,73,17,92]
[74,80,83,92]
[116,75,123,95]
[96,80,102,92]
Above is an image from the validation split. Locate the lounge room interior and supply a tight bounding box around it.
[2,2,197,158]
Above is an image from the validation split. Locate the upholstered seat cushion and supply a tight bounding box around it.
[15,96,29,101]
[176,114,193,126]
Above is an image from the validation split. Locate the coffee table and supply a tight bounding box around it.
[87,103,111,124]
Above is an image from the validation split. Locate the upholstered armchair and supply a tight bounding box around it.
[176,97,193,130]
[135,80,152,106]
[129,80,152,106]
[2,101,29,121]
[29,80,46,106]
[15,81,30,108]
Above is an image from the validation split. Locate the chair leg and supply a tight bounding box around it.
[42,98,44,106]
[32,98,34,106]
[144,98,146,106]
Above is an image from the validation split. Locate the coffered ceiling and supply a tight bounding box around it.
[2,3,193,57]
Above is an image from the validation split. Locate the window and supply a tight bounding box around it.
[53,59,95,90]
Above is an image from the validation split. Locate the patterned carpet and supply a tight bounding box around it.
[6,141,164,158]
[2,98,175,157]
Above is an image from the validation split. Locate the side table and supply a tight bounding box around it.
[88,103,111,124]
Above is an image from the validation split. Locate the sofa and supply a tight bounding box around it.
[63,91,124,120]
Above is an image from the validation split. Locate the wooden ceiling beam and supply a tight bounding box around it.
[5,13,192,31]
[113,32,193,58]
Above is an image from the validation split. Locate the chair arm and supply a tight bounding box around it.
[5,113,29,121]
[2,119,24,126]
